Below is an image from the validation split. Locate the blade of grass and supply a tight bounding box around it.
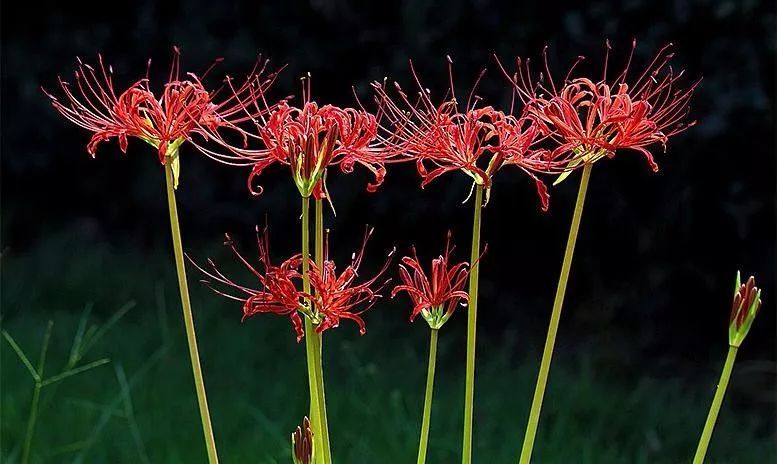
[80,301,135,356]
[115,363,151,464]
[2,331,40,381]
[40,358,110,387]
[68,304,94,368]
[72,346,168,464]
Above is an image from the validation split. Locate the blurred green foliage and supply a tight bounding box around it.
[1,231,774,463]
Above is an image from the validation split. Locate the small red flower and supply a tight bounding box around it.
[391,231,471,329]
[501,40,698,173]
[189,227,306,342]
[202,76,393,202]
[305,228,393,335]
[373,57,573,210]
[44,47,278,165]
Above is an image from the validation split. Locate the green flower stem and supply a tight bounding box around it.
[462,184,483,464]
[519,163,592,464]
[301,197,324,463]
[312,198,332,464]
[164,159,219,464]
[314,204,333,463]
[418,329,439,464]
[693,345,739,464]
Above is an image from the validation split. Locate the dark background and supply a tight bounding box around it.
[1,0,775,461]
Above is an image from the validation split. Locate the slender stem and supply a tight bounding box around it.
[312,198,332,464]
[301,197,324,463]
[693,345,739,464]
[418,329,439,464]
[462,184,483,464]
[21,383,41,464]
[22,320,52,464]
[519,163,592,464]
[164,159,219,464]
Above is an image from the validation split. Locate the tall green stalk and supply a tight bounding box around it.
[519,163,592,464]
[418,329,439,464]
[313,198,332,463]
[693,345,739,464]
[301,197,324,462]
[164,158,219,464]
[462,184,483,464]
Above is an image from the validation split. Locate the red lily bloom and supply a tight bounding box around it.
[44,47,278,165]
[202,76,393,202]
[500,40,698,173]
[391,232,471,329]
[372,57,573,210]
[189,227,306,342]
[305,228,393,335]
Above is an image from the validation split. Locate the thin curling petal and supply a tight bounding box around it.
[392,232,471,329]
[188,227,306,342]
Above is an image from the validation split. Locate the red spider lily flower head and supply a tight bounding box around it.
[44,47,279,186]
[305,227,394,335]
[201,74,392,204]
[728,271,763,347]
[291,416,314,464]
[499,40,699,181]
[391,231,472,329]
[372,56,558,210]
[188,227,307,342]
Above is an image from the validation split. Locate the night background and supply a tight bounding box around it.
[1,0,775,463]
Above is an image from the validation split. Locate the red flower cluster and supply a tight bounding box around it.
[190,227,391,340]
[392,232,471,329]
[203,76,396,202]
[501,40,698,175]
[372,57,582,210]
[44,47,277,165]
[306,228,393,334]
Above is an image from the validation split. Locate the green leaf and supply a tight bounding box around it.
[40,358,110,387]
[2,330,40,382]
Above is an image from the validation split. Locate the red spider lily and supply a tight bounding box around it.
[44,47,278,165]
[188,227,307,342]
[391,232,471,329]
[372,57,572,210]
[499,40,698,174]
[728,272,762,347]
[200,76,393,202]
[305,228,394,335]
